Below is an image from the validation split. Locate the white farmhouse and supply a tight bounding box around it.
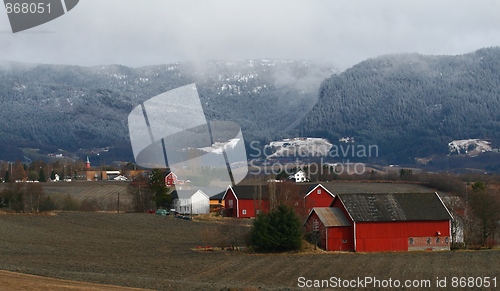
[288,169,309,183]
[171,189,210,214]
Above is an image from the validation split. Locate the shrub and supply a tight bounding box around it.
[250,205,302,252]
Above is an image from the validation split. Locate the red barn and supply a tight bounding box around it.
[304,184,336,214]
[164,172,178,186]
[303,182,434,215]
[222,185,270,218]
[305,192,453,252]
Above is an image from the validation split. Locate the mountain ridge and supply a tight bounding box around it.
[298,47,500,163]
[0,59,335,162]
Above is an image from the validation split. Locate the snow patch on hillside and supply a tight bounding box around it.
[448,139,492,156]
[266,137,333,158]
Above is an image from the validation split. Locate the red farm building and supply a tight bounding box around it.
[304,184,336,214]
[305,192,453,252]
[303,182,436,216]
[222,185,270,218]
[164,171,178,187]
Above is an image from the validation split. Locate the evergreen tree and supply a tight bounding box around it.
[38,168,46,182]
[250,205,302,252]
[50,169,56,181]
[4,170,9,183]
[149,169,170,208]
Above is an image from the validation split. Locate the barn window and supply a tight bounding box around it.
[445,237,450,244]
[317,189,321,194]
[427,238,431,244]
[409,238,414,244]
[242,209,247,215]
[313,219,319,231]
[436,237,440,244]
[229,200,233,207]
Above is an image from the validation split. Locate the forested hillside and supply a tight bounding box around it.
[2,48,500,165]
[299,47,500,163]
[0,60,334,161]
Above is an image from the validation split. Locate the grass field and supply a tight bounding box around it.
[0,211,499,290]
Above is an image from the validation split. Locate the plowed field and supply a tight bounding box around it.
[0,212,499,290]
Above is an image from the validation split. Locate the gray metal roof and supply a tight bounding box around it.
[338,192,452,222]
[317,182,436,195]
[313,207,351,227]
[229,185,270,200]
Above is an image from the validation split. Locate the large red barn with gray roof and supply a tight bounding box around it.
[305,192,453,252]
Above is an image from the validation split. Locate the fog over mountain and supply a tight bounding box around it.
[2,47,500,165]
[299,47,500,163]
[0,59,334,162]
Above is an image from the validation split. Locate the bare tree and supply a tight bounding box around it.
[469,182,500,247]
[128,176,153,212]
[24,183,45,213]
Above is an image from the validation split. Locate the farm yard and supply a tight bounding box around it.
[0,211,499,290]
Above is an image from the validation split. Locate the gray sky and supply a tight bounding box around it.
[1,0,500,70]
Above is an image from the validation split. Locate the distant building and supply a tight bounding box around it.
[209,192,225,213]
[288,169,308,183]
[85,156,90,170]
[171,189,210,214]
[222,185,270,218]
[164,171,178,186]
[304,184,336,214]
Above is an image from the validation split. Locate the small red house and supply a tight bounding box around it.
[304,184,336,214]
[164,171,178,186]
[305,192,453,252]
[222,185,270,218]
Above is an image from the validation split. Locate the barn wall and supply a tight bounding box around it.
[355,221,451,252]
[223,189,237,217]
[327,227,354,251]
[238,199,269,218]
[304,211,328,250]
[304,186,335,213]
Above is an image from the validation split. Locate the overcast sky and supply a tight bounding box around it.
[1,0,500,70]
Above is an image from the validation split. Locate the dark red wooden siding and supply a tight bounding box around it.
[223,189,237,217]
[355,220,451,252]
[304,186,335,213]
[224,188,270,218]
[237,199,269,218]
[327,227,354,251]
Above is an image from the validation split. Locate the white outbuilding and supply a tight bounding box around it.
[171,189,210,214]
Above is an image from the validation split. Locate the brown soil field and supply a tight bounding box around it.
[0,212,499,290]
[0,181,134,212]
[0,270,150,290]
